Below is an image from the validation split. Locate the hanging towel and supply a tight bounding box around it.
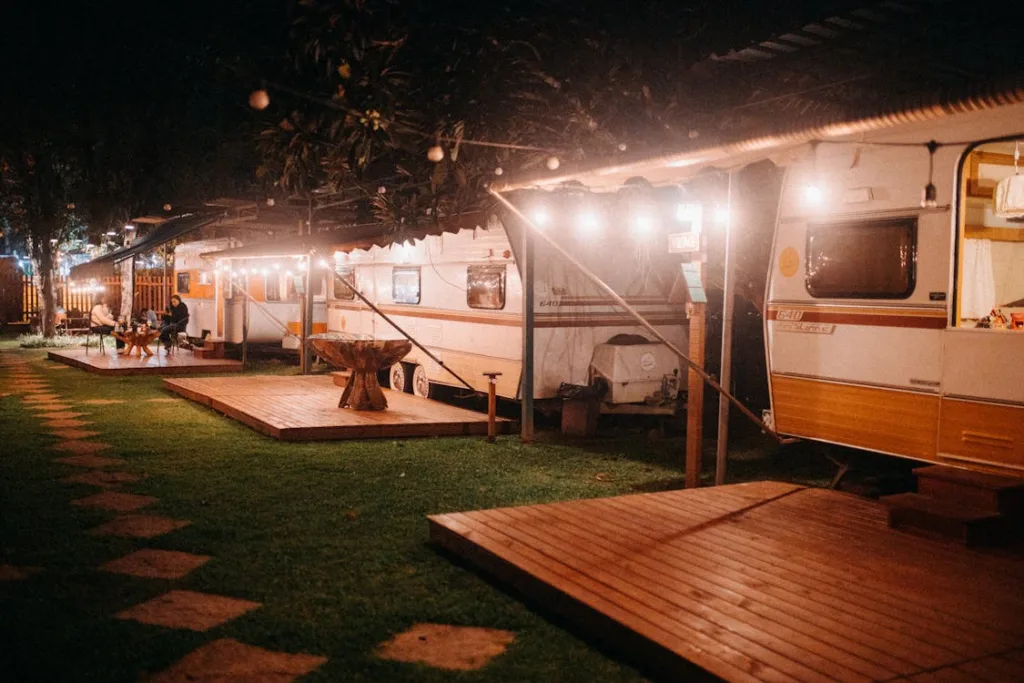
[961,239,996,320]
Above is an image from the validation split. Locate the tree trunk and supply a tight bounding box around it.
[38,240,57,338]
[119,257,135,322]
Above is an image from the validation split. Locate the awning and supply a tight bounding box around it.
[70,211,224,280]
[202,212,490,261]
[493,80,1024,193]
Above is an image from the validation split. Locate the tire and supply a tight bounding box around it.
[389,362,410,392]
[412,364,431,398]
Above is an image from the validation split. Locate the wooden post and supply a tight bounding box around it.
[715,172,735,486]
[302,255,315,375]
[685,270,706,489]
[483,372,502,442]
[241,274,249,371]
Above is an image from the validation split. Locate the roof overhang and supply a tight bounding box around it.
[493,81,1024,193]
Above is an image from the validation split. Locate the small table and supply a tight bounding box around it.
[309,336,413,410]
[113,328,162,357]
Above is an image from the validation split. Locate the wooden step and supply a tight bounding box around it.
[200,339,227,359]
[914,465,1024,516]
[882,492,1008,547]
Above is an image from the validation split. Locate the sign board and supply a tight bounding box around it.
[680,263,706,304]
[668,232,700,253]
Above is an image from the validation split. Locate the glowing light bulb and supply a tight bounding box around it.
[124,224,135,230]
[714,207,730,226]
[530,208,550,227]
[803,184,825,206]
[577,211,601,233]
[318,259,329,268]
[632,213,655,236]
[273,263,281,270]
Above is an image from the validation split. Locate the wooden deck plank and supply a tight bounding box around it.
[47,348,241,376]
[429,484,1024,682]
[164,374,511,442]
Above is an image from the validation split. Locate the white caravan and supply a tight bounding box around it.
[326,217,689,411]
[764,101,1024,475]
[174,238,328,348]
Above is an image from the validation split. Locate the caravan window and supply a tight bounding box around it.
[265,274,282,302]
[467,265,506,310]
[176,272,191,294]
[806,218,916,299]
[334,266,356,300]
[393,267,421,304]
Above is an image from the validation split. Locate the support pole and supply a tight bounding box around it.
[685,279,706,489]
[302,255,315,375]
[521,224,535,443]
[716,172,735,486]
[241,274,249,371]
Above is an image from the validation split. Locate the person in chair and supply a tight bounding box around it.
[90,296,124,349]
[159,295,189,351]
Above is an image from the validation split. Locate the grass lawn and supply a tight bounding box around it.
[0,344,837,682]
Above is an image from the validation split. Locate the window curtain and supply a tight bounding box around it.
[961,239,996,319]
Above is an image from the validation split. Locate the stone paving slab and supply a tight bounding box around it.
[54,454,126,468]
[57,429,101,440]
[89,515,190,539]
[116,590,260,632]
[72,491,158,512]
[38,411,87,420]
[149,638,327,683]
[44,419,92,429]
[28,403,74,412]
[100,549,210,580]
[0,564,44,581]
[54,440,111,455]
[24,394,62,403]
[79,399,126,406]
[376,623,516,671]
[61,470,146,488]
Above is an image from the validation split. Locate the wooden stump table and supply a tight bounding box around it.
[309,337,413,410]
[113,328,162,357]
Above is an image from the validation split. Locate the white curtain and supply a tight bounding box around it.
[961,239,996,319]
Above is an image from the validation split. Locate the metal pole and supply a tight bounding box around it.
[716,172,735,486]
[242,274,249,371]
[490,188,781,441]
[302,255,314,374]
[521,222,535,443]
[163,244,169,311]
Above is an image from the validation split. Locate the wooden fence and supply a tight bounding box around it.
[4,271,172,326]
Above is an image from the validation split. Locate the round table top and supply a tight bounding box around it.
[309,337,412,370]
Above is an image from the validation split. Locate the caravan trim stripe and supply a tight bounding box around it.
[766,304,947,330]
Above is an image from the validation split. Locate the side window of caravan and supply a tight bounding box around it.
[393,267,421,304]
[176,272,191,294]
[806,218,916,299]
[467,265,506,310]
[265,274,282,302]
[334,266,356,300]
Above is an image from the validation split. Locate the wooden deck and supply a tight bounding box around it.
[164,374,512,441]
[47,348,242,376]
[429,481,1024,682]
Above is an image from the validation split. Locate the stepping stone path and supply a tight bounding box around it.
[0,564,44,581]
[376,623,516,671]
[89,514,190,539]
[72,491,158,512]
[38,411,87,420]
[101,549,210,580]
[2,352,330,679]
[61,471,146,488]
[54,440,111,455]
[116,590,261,632]
[55,454,125,468]
[149,638,326,683]
[58,429,101,440]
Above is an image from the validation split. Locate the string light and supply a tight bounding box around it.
[921,140,938,209]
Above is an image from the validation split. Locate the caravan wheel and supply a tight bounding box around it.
[412,364,431,398]
[389,362,411,392]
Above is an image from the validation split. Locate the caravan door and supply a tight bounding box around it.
[938,140,1024,474]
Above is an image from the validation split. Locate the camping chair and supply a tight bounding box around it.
[165,317,191,356]
[86,326,108,356]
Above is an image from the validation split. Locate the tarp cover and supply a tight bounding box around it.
[70,211,223,280]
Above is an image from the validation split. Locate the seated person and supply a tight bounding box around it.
[89,297,125,349]
[138,307,159,328]
[159,295,190,350]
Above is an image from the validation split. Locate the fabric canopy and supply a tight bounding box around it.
[70,211,223,280]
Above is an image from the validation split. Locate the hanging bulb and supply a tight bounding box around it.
[249,89,270,110]
[427,145,444,162]
[546,156,560,171]
[921,140,939,209]
[163,203,172,211]
[494,167,503,176]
